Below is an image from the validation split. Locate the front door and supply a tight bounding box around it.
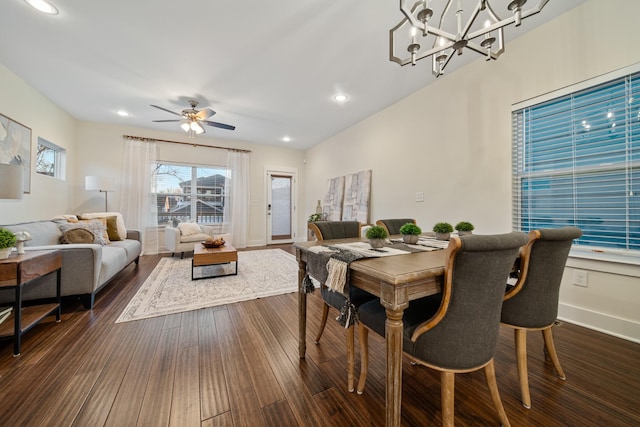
[266,170,296,244]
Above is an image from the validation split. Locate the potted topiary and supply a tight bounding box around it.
[0,228,17,259]
[455,221,474,236]
[308,213,323,222]
[366,225,388,249]
[433,222,454,241]
[399,222,422,244]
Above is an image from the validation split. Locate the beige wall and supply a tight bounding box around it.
[0,63,77,222]
[303,0,640,341]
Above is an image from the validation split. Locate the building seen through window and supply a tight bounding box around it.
[154,163,229,227]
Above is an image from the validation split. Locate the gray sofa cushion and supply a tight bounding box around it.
[3,221,61,246]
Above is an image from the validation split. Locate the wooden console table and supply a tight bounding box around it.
[0,250,62,356]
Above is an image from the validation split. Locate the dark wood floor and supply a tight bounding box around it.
[0,244,638,426]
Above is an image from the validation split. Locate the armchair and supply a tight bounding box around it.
[164,223,230,258]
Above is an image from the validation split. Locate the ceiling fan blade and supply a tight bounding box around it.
[195,108,216,121]
[152,119,181,123]
[150,104,182,116]
[203,120,236,131]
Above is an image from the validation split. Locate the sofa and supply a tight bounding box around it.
[0,213,141,310]
[164,222,231,258]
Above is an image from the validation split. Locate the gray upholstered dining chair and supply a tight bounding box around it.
[306,220,376,392]
[375,218,416,235]
[355,232,528,427]
[501,226,582,409]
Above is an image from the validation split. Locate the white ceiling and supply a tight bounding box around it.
[0,0,585,150]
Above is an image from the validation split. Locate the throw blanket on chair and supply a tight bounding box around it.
[303,242,433,327]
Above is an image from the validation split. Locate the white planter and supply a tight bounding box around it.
[435,232,451,241]
[0,247,12,259]
[369,238,386,249]
[402,234,419,244]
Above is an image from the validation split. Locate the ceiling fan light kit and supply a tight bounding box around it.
[390,0,549,77]
[151,100,235,138]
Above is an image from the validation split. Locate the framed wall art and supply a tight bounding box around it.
[0,113,31,193]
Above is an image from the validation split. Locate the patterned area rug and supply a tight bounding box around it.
[116,249,298,323]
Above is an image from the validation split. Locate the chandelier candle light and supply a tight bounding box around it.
[390,0,550,77]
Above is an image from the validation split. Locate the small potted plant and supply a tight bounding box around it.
[308,213,323,222]
[432,222,454,241]
[455,221,474,236]
[366,225,388,249]
[0,228,17,259]
[399,222,422,244]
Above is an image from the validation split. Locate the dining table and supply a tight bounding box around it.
[294,237,447,427]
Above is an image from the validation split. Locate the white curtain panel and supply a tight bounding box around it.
[120,139,158,254]
[223,151,250,248]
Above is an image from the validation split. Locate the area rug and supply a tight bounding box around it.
[116,249,299,323]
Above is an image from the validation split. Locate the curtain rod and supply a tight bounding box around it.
[122,134,251,153]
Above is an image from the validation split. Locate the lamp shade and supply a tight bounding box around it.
[0,163,24,199]
[85,176,113,191]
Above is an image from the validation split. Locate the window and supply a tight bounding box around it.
[512,69,640,255]
[153,163,229,227]
[36,137,65,179]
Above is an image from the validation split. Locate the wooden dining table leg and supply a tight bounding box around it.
[298,253,307,359]
[381,283,409,427]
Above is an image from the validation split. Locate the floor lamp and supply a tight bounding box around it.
[85,176,113,211]
[0,164,24,200]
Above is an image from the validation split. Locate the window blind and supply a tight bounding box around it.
[512,72,640,253]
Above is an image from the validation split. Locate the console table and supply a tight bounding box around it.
[0,250,62,356]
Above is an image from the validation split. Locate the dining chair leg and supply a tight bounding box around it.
[484,359,511,427]
[356,323,369,394]
[542,327,566,380]
[315,302,330,344]
[441,371,455,427]
[347,325,355,392]
[514,328,531,409]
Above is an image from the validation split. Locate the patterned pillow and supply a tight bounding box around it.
[61,228,95,244]
[78,218,110,243]
[58,220,109,245]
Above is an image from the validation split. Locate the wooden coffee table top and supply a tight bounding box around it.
[193,243,238,267]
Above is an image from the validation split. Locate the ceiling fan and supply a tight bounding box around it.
[151,100,236,136]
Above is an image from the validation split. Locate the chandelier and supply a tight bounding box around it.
[390,0,550,77]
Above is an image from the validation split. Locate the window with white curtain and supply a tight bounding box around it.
[512,69,639,255]
[153,162,229,227]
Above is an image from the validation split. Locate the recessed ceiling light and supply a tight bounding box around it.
[24,0,59,15]
[116,110,130,117]
[282,136,291,142]
[334,94,348,103]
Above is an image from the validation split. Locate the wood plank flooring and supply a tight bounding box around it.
[0,244,638,426]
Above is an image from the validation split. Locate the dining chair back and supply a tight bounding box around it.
[306,220,375,392]
[308,220,361,241]
[501,226,582,408]
[375,218,416,235]
[357,231,528,426]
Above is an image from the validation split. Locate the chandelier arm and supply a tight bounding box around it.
[399,0,422,29]
[459,1,484,41]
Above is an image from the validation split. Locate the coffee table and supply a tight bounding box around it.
[192,243,238,280]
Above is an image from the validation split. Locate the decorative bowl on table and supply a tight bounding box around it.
[202,238,225,248]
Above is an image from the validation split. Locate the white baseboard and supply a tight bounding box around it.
[558,303,640,344]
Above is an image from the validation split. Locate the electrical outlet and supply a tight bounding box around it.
[573,270,588,287]
[415,191,424,202]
